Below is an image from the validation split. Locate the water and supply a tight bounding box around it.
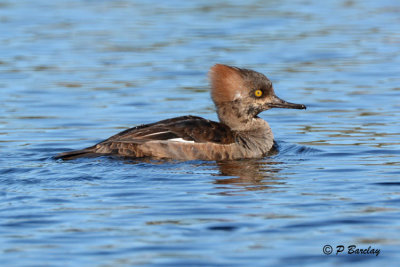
[1,0,400,266]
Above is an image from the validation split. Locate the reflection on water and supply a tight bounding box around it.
[1,0,400,266]
[214,158,283,192]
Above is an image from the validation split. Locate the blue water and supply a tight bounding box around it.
[1,0,400,266]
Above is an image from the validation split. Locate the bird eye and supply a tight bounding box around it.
[254,89,263,97]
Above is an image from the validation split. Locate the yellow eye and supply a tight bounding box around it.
[254,89,263,97]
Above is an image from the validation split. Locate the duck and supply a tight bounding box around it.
[55,64,306,161]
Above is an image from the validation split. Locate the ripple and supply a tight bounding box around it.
[207,225,238,231]
[372,182,400,186]
[2,219,60,228]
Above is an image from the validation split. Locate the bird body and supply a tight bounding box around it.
[56,64,306,161]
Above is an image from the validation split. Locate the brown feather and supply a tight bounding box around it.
[209,64,247,103]
[55,116,237,160]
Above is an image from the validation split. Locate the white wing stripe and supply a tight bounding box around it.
[141,131,170,137]
[168,138,195,143]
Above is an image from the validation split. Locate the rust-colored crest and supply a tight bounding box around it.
[209,64,247,103]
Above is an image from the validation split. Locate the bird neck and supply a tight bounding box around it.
[216,102,270,135]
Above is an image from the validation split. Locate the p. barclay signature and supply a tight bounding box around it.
[323,244,380,256]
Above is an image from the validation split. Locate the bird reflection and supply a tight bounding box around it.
[115,146,286,192]
[212,148,286,192]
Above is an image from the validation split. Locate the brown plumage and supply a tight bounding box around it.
[55,64,306,161]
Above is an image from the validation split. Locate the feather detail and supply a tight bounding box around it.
[209,64,247,103]
[55,116,237,160]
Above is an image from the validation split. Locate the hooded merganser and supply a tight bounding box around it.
[56,64,306,161]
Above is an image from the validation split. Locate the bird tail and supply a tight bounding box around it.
[54,146,98,160]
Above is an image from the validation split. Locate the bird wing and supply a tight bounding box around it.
[99,115,236,145]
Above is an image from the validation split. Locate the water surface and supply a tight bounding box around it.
[1,0,400,266]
